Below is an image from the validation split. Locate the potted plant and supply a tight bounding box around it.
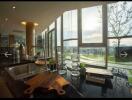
[48,59,57,71]
[79,63,86,78]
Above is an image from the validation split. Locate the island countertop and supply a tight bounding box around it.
[8,60,34,67]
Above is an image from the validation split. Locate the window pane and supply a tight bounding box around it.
[52,31,55,58]
[49,22,55,31]
[35,35,43,57]
[15,35,25,46]
[108,38,132,68]
[42,30,46,49]
[36,35,42,47]
[63,40,78,67]
[63,40,78,60]
[45,33,48,58]
[57,46,61,64]
[107,1,132,73]
[57,16,62,63]
[108,2,132,37]
[120,38,132,46]
[1,35,8,47]
[63,10,77,40]
[82,6,102,43]
[80,47,105,67]
[48,32,52,57]
[48,30,56,58]
[57,16,61,46]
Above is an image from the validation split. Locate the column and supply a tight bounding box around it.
[26,22,35,56]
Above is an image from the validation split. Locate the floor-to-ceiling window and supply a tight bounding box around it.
[52,30,56,58]
[107,1,132,69]
[63,9,78,66]
[43,1,132,70]
[45,29,49,58]
[48,22,56,58]
[56,16,62,64]
[79,5,107,68]
[42,29,47,58]
[36,34,43,55]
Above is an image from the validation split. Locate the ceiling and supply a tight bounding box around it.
[0,1,113,36]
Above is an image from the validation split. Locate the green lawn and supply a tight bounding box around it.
[81,54,115,61]
[108,56,115,62]
[129,70,132,75]
[80,54,132,66]
[128,77,132,84]
[81,54,104,60]
[128,70,132,84]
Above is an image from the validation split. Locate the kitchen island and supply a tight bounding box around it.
[1,61,83,98]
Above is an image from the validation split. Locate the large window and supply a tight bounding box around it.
[48,30,56,58]
[57,16,61,47]
[63,10,77,40]
[63,9,78,64]
[42,1,132,70]
[81,5,103,46]
[42,29,46,49]
[79,5,107,68]
[108,38,132,67]
[52,30,56,58]
[56,16,61,64]
[49,22,55,31]
[15,35,25,46]
[82,6,102,43]
[108,2,132,37]
[42,29,47,58]
[35,34,43,57]
[108,1,132,69]
[48,31,52,57]
[45,30,49,58]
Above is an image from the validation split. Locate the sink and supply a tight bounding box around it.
[5,63,39,80]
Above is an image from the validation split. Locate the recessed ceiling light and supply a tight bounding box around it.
[12,6,16,9]
[5,18,8,21]
[34,23,39,26]
[21,21,26,25]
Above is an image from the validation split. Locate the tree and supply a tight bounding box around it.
[108,1,132,60]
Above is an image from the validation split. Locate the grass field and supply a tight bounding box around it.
[80,54,132,66]
[128,77,132,85]
[129,70,132,75]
